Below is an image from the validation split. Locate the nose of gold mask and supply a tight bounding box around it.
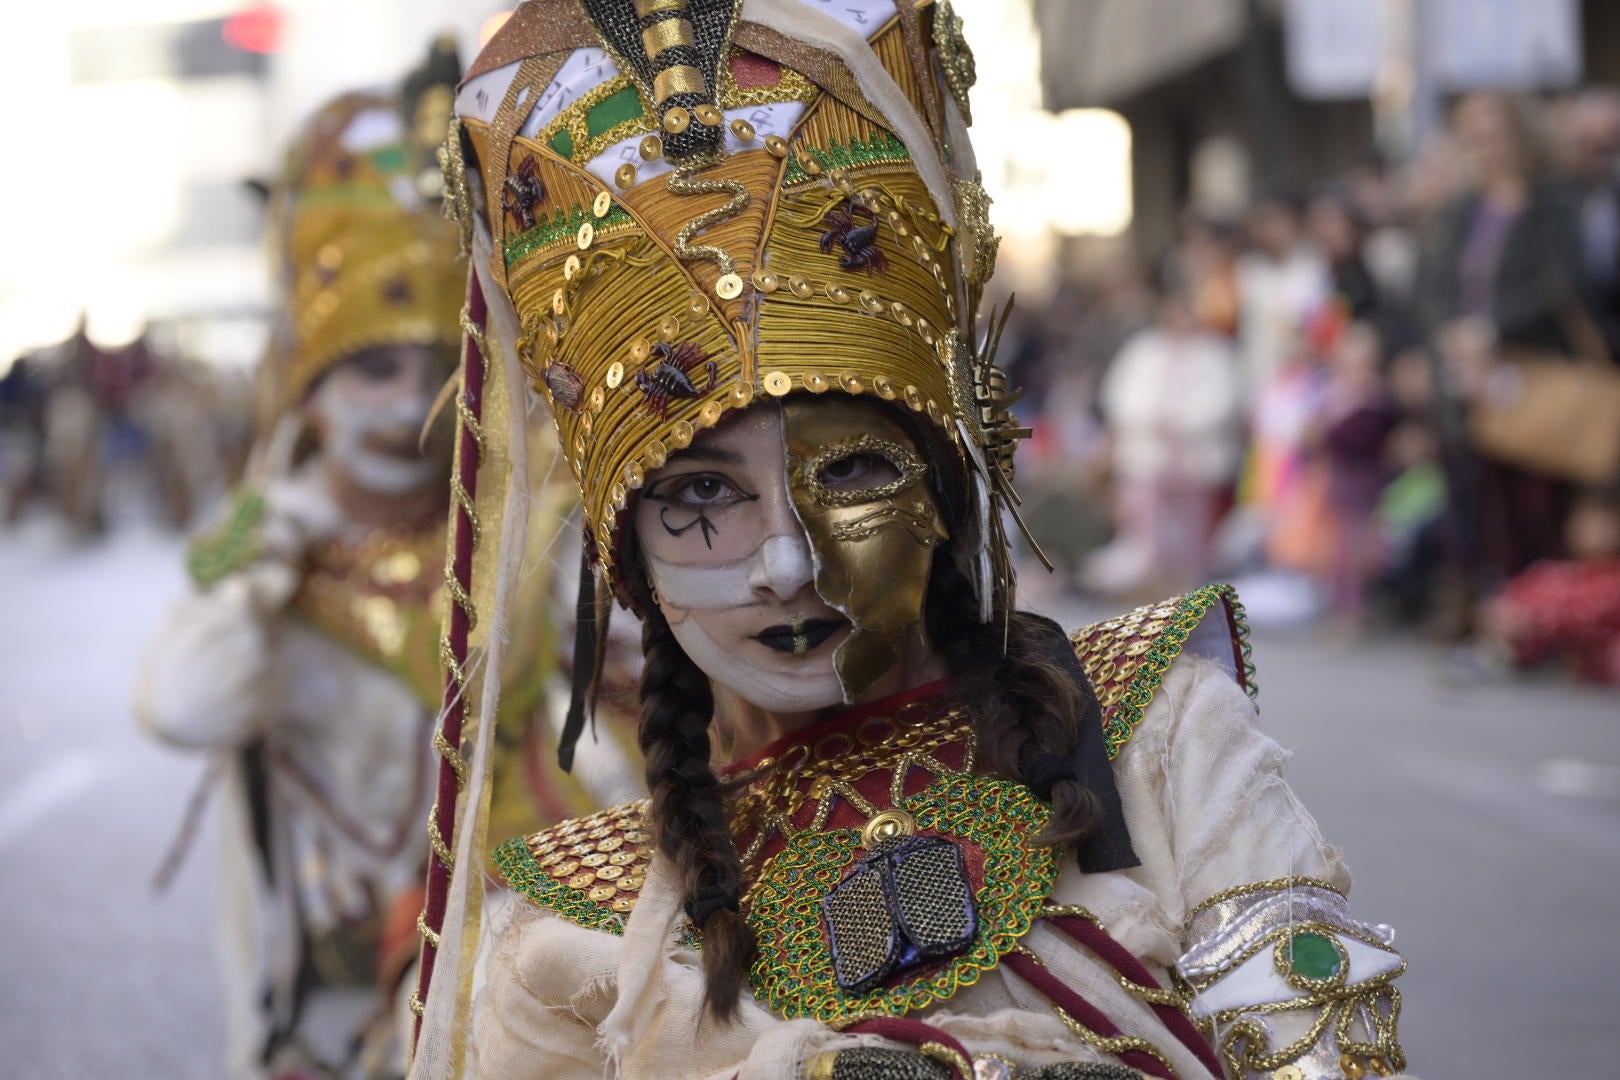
[782,398,948,700]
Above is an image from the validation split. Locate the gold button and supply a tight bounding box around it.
[551,289,567,315]
[687,293,710,319]
[610,482,627,509]
[576,222,594,249]
[662,106,691,134]
[858,290,883,314]
[608,850,638,866]
[605,361,625,389]
[589,386,605,413]
[593,191,612,217]
[697,401,722,427]
[753,271,780,293]
[595,865,625,881]
[568,873,597,890]
[580,853,608,868]
[861,809,916,848]
[1340,1055,1366,1079]
[615,163,637,189]
[624,461,644,488]
[643,439,667,468]
[715,272,744,300]
[693,104,723,127]
[588,885,616,902]
[826,284,850,304]
[803,372,829,393]
[728,382,754,407]
[840,372,865,394]
[903,385,922,409]
[630,338,651,362]
[730,118,755,141]
[669,420,694,448]
[611,896,636,913]
[801,155,823,176]
[874,376,897,400]
[639,135,663,161]
[657,315,680,340]
[788,275,813,298]
[564,254,581,280]
[764,134,788,158]
[598,836,624,852]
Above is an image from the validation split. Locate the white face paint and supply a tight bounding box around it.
[635,407,853,713]
[306,345,452,495]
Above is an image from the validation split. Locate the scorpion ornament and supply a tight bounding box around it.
[502,157,546,232]
[634,341,719,420]
[819,200,888,274]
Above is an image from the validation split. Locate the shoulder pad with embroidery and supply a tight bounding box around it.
[492,799,653,933]
[1071,583,1258,759]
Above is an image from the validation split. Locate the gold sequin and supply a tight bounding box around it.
[694,104,723,127]
[606,361,625,388]
[568,873,597,890]
[826,284,850,304]
[904,385,922,409]
[764,134,788,158]
[763,371,793,396]
[638,135,663,161]
[730,118,755,141]
[840,372,866,394]
[698,401,723,427]
[804,372,830,393]
[625,461,645,488]
[580,853,608,868]
[669,420,694,448]
[657,315,680,340]
[662,106,691,134]
[788,275,813,298]
[576,222,594,249]
[588,885,616,902]
[687,293,710,319]
[564,254,581,280]
[593,191,612,217]
[801,155,824,176]
[589,386,605,413]
[615,163,637,188]
[630,338,652,362]
[874,376,898,400]
[858,290,883,314]
[754,271,780,293]
[643,439,667,468]
[610,482,627,509]
[729,383,755,408]
[715,273,744,300]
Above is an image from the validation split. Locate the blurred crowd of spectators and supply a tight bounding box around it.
[1014,89,1620,686]
[0,320,251,538]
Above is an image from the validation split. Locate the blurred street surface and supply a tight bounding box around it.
[2,525,1618,1078]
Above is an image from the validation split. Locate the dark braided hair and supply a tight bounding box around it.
[924,551,1104,853]
[635,601,755,1022]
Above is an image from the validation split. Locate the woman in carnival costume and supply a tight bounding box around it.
[410,4,1416,1079]
[139,41,639,1080]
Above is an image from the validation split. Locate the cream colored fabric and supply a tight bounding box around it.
[137,466,436,1080]
[467,653,1351,1080]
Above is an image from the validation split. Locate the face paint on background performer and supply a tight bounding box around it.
[408,5,1420,1080]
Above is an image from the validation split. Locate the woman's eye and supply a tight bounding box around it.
[669,474,736,504]
[819,452,901,492]
[354,353,402,380]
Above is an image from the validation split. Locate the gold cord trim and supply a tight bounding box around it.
[1187,876,1348,920]
[1013,944,1175,1069]
[416,909,442,950]
[427,810,455,871]
[443,562,478,632]
[917,1041,974,1078]
[408,990,426,1018]
[668,155,749,276]
[434,728,469,786]
[450,474,480,549]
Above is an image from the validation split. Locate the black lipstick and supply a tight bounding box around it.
[755,617,842,657]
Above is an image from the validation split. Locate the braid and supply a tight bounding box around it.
[925,554,1103,853]
[636,604,756,1021]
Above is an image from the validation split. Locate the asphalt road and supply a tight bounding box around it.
[2,522,1616,1078]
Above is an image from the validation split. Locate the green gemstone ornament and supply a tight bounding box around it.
[1288,932,1344,981]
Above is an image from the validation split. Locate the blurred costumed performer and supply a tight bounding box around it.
[410,4,1416,1080]
[136,39,639,1080]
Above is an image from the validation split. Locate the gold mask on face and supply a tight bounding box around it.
[782,398,949,700]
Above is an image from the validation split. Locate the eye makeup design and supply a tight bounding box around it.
[642,472,760,551]
[794,435,928,509]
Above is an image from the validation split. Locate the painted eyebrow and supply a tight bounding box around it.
[661,443,746,467]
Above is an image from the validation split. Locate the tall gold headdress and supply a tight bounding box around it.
[267,38,466,408]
